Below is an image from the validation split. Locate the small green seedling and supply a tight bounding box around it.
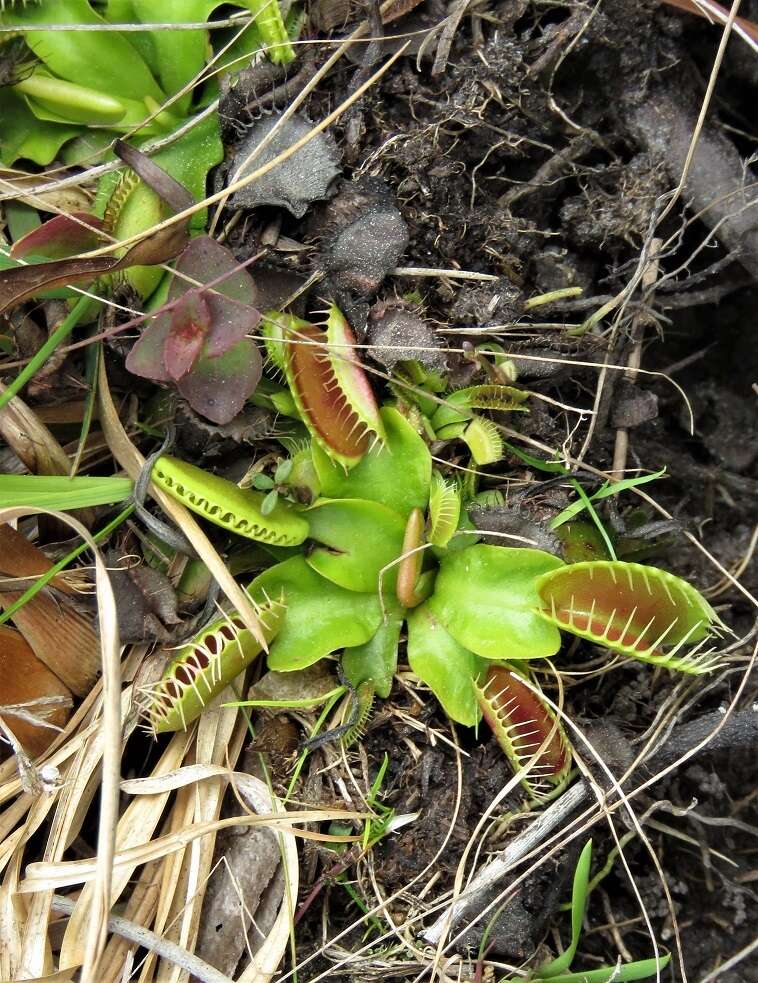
[142,306,724,803]
[499,839,671,982]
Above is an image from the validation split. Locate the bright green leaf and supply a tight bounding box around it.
[312,406,432,517]
[343,596,404,698]
[539,839,593,977]
[305,498,406,593]
[4,0,165,103]
[406,603,485,726]
[249,556,382,671]
[428,545,564,660]
[532,956,671,983]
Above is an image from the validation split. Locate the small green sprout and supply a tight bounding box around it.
[499,839,671,982]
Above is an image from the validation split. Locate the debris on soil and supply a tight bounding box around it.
[311,176,409,297]
[366,300,447,372]
[105,551,180,644]
[228,113,342,217]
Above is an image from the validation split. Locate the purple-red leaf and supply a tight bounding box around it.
[203,292,261,358]
[114,140,195,215]
[163,289,211,381]
[126,235,263,422]
[175,236,258,306]
[0,222,189,315]
[11,212,107,261]
[177,339,262,424]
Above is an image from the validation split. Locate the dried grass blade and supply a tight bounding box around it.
[234,774,299,983]
[19,810,359,892]
[0,506,120,983]
[59,730,193,971]
[153,702,239,982]
[0,382,71,477]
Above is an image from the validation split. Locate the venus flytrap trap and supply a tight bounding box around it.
[140,305,725,805]
[138,596,284,734]
[283,305,387,468]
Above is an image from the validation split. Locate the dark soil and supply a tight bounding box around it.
[5,0,758,980]
[246,2,757,979]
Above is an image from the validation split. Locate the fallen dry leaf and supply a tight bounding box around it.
[0,624,72,758]
[0,523,101,696]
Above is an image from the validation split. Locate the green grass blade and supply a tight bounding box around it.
[534,955,671,982]
[70,339,100,477]
[567,480,617,561]
[0,474,133,509]
[539,839,593,978]
[550,470,666,529]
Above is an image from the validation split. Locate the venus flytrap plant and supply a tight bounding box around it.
[141,307,725,804]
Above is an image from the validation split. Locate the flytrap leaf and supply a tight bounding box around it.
[427,470,461,548]
[151,455,309,546]
[406,604,485,726]
[248,556,383,671]
[462,415,503,466]
[312,405,432,516]
[432,384,529,434]
[126,236,262,423]
[283,305,386,468]
[342,594,405,698]
[474,664,571,802]
[139,598,283,734]
[428,545,565,660]
[536,560,723,673]
[305,498,406,593]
